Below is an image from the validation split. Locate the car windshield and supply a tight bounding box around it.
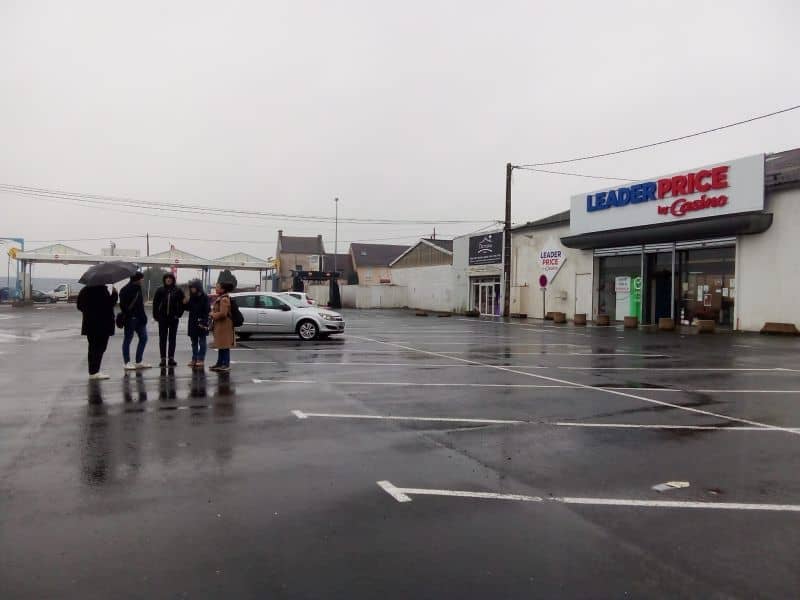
[279,294,306,308]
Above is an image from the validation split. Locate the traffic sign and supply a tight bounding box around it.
[539,274,548,288]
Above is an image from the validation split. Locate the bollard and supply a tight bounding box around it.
[623,316,639,329]
[696,319,715,333]
[658,317,675,331]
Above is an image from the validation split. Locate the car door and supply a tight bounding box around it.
[234,294,260,331]
[258,295,295,333]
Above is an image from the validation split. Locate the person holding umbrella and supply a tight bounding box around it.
[76,261,138,380]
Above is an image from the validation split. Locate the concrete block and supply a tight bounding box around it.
[658,317,676,331]
[760,322,800,335]
[596,314,610,326]
[553,312,566,324]
[623,316,639,329]
[696,319,716,333]
[573,313,587,326]
[545,312,555,321]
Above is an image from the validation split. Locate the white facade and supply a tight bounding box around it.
[390,265,457,312]
[510,225,594,319]
[452,232,503,314]
[736,186,800,331]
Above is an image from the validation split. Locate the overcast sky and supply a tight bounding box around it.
[2,0,799,280]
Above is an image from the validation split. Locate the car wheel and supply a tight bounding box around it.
[297,320,319,341]
[237,332,252,341]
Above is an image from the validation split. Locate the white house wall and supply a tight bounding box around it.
[511,225,594,319]
[390,265,457,312]
[737,187,800,331]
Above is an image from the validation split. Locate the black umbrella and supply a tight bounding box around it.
[79,261,139,286]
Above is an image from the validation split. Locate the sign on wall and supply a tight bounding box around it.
[538,241,566,285]
[468,233,502,265]
[569,154,765,235]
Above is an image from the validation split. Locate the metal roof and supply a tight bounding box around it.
[350,243,410,267]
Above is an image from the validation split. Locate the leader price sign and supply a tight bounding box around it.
[469,233,502,265]
[538,244,565,285]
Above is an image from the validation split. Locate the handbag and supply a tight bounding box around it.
[116,290,141,329]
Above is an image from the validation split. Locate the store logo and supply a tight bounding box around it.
[658,195,729,217]
[539,249,563,268]
[476,235,495,254]
[586,165,730,213]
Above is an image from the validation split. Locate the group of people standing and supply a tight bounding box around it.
[77,273,236,380]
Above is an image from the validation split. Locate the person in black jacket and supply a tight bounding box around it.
[77,284,118,379]
[152,273,185,367]
[183,279,210,368]
[119,272,151,370]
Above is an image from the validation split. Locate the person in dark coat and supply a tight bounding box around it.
[119,272,151,370]
[184,279,210,368]
[152,273,185,367]
[77,284,118,379]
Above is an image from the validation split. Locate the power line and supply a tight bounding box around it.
[0,184,495,225]
[518,103,800,167]
[514,167,635,181]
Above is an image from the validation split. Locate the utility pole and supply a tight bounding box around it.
[334,198,339,277]
[503,162,513,318]
[146,232,150,256]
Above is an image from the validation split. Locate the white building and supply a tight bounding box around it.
[489,148,800,331]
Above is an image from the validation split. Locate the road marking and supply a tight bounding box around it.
[351,336,800,436]
[291,410,523,425]
[0,332,41,341]
[551,422,800,432]
[235,360,545,369]
[292,410,800,431]
[377,481,800,512]
[559,366,790,372]
[251,379,800,394]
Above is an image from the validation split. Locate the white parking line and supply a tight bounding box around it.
[351,336,800,436]
[377,481,800,512]
[235,360,545,369]
[291,410,800,431]
[291,410,522,425]
[251,378,800,394]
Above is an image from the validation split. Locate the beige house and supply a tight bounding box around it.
[275,230,325,291]
[349,243,409,285]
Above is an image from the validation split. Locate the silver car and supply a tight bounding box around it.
[230,292,345,341]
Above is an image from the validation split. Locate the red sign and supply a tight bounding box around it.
[539,275,548,288]
[658,194,729,217]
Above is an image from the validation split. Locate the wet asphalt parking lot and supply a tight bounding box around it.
[2,303,800,598]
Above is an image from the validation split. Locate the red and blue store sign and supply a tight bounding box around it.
[586,165,730,218]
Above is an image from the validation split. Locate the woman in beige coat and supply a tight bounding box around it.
[210,282,235,371]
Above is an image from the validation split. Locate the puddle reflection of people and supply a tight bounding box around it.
[158,367,177,401]
[81,380,142,488]
[123,371,149,403]
[190,369,207,400]
[213,371,236,418]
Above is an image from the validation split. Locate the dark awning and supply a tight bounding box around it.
[560,212,773,250]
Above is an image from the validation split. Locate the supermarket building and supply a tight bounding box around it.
[453,147,800,331]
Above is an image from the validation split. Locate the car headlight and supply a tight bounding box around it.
[320,313,342,321]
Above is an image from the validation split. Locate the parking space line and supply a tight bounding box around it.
[291,410,800,431]
[351,336,800,436]
[377,481,800,511]
[291,410,523,425]
[251,379,800,393]
[236,360,545,369]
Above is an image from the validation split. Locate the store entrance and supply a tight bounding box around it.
[644,252,673,325]
[471,277,501,316]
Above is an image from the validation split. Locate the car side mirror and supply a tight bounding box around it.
[281,304,291,311]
